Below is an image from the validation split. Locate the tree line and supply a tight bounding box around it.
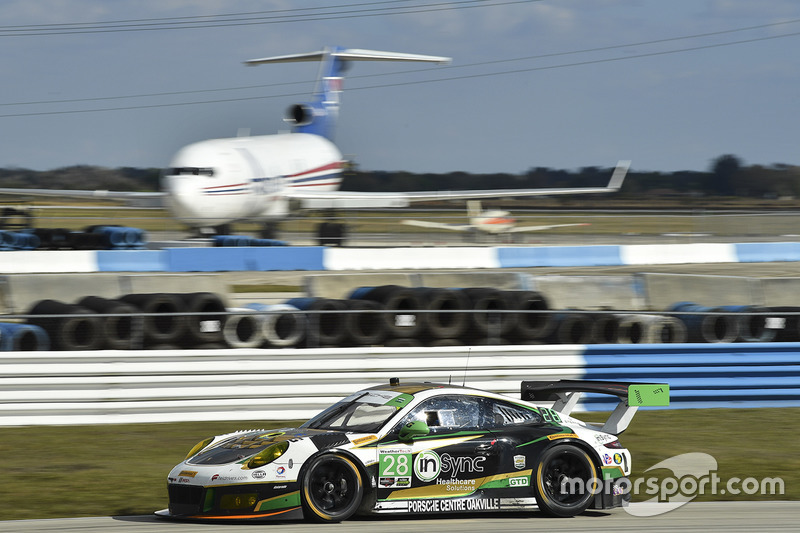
[1,155,798,201]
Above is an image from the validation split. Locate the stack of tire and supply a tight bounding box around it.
[667,302,778,343]
[342,285,555,347]
[22,292,226,350]
[0,225,148,251]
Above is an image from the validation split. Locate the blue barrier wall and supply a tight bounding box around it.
[497,245,623,268]
[580,343,800,410]
[5,241,800,273]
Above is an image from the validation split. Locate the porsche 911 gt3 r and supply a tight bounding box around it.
[156,379,668,522]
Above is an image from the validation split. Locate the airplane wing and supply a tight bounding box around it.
[505,222,590,234]
[400,219,473,232]
[0,188,165,207]
[289,160,630,209]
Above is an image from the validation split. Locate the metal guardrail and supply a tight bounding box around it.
[0,345,584,426]
[3,342,800,426]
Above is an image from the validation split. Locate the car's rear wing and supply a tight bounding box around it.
[521,380,669,435]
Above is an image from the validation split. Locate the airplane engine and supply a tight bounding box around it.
[285,103,315,126]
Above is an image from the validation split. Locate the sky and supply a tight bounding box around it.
[1,0,799,176]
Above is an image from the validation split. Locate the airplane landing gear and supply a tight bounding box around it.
[260,223,279,240]
[317,221,347,246]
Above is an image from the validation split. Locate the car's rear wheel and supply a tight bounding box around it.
[534,444,597,517]
[301,454,363,522]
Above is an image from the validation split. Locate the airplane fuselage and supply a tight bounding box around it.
[162,133,343,228]
[472,209,516,234]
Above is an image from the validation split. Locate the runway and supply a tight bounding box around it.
[1,502,796,532]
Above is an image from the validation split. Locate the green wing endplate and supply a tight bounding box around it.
[628,384,669,406]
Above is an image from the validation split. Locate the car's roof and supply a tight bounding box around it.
[364,381,509,399]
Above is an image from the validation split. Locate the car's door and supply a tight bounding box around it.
[480,397,552,502]
[374,394,501,512]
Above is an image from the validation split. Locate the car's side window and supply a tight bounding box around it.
[485,398,543,427]
[394,395,484,434]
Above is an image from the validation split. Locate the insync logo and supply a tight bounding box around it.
[414,451,487,482]
[441,454,486,476]
[414,450,441,482]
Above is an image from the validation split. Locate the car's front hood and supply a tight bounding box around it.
[187,427,352,466]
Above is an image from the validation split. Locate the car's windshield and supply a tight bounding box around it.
[302,400,399,432]
[302,389,416,432]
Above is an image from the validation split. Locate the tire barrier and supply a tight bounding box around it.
[214,235,288,247]
[31,228,72,250]
[0,226,148,251]
[76,296,144,350]
[511,291,553,341]
[667,302,739,343]
[459,288,518,340]
[285,297,348,347]
[591,313,619,344]
[766,307,800,342]
[547,313,595,344]
[349,285,426,339]
[87,226,146,249]
[178,292,226,346]
[223,309,266,349]
[0,322,49,351]
[119,293,187,346]
[0,230,40,250]
[244,303,307,348]
[341,299,387,346]
[718,305,776,343]
[26,300,104,351]
[15,287,800,352]
[416,288,469,340]
[614,314,688,344]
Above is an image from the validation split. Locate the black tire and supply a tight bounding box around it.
[176,292,226,346]
[343,300,387,346]
[301,455,364,523]
[120,293,187,346]
[534,444,597,518]
[418,288,469,339]
[76,296,144,350]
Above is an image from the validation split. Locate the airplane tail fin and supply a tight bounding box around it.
[466,200,483,219]
[244,47,450,140]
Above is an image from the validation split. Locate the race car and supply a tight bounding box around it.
[157,378,668,522]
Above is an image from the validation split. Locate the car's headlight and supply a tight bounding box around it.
[185,437,214,460]
[244,441,289,470]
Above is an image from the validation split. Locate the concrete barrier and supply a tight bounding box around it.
[5,241,800,274]
[529,275,646,310]
[636,273,760,309]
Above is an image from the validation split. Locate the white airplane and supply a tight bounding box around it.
[0,46,630,245]
[401,200,591,238]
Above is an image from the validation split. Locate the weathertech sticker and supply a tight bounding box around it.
[547,433,578,440]
[380,449,413,488]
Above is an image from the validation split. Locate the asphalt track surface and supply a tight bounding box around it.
[1,502,796,532]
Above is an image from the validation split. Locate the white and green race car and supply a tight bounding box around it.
[157,379,668,522]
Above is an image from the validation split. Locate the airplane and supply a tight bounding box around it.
[0,46,630,246]
[401,199,591,241]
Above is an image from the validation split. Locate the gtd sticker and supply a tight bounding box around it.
[414,450,441,482]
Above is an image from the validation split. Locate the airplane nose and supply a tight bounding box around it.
[163,175,201,222]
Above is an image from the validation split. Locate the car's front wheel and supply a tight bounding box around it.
[301,454,364,522]
[533,444,597,517]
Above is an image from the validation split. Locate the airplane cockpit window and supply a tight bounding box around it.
[165,167,215,177]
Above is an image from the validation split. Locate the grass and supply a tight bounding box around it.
[10,199,800,237]
[0,408,796,520]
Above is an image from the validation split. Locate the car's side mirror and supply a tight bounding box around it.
[399,420,430,442]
